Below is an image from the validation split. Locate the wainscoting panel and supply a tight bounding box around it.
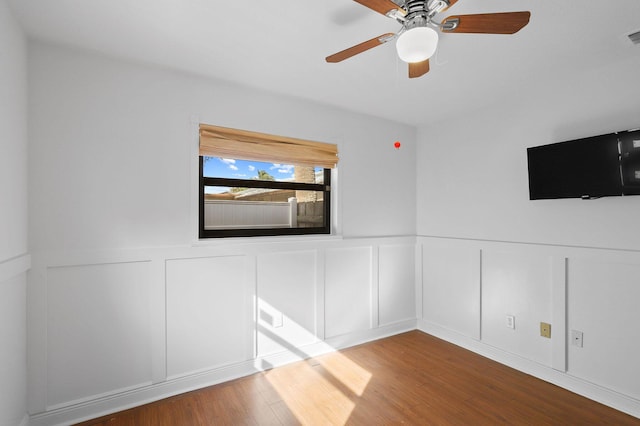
[567,256,640,400]
[482,250,553,367]
[46,261,153,409]
[0,269,28,426]
[256,250,318,358]
[325,246,373,338]
[422,243,481,340]
[166,255,251,379]
[418,236,640,419]
[379,244,415,326]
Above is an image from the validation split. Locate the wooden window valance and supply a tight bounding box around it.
[199,124,339,169]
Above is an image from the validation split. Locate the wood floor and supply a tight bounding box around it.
[77,331,640,425]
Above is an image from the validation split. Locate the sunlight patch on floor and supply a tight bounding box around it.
[265,353,372,425]
[257,295,373,424]
[315,351,372,397]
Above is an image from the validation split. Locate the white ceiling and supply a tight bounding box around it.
[8,0,640,126]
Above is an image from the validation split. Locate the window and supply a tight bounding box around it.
[198,124,338,238]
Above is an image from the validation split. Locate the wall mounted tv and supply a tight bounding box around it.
[527,128,640,200]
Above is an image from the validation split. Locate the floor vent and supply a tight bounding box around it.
[628,30,640,45]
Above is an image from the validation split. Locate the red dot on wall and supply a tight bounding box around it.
[394,141,401,149]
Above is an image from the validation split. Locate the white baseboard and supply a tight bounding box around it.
[30,317,639,425]
[256,319,416,371]
[30,360,259,426]
[29,320,416,426]
[417,319,640,419]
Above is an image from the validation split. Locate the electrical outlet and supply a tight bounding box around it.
[506,315,515,329]
[571,330,583,347]
[540,322,551,338]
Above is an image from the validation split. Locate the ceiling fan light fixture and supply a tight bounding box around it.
[396,26,439,63]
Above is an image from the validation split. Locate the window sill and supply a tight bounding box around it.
[192,233,344,248]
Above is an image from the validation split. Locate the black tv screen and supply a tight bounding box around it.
[527,133,623,200]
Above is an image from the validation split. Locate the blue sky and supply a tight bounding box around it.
[204,157,297,180]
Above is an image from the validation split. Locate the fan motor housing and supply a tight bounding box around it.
[402,0,449,24]
[404,0,429,19]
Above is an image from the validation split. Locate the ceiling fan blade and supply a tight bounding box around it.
[353,0,406,17]
[441,11,531,34]
[326,33,395,63]
[408,59,430,78]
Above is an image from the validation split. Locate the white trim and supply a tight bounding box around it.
[331,166,341,236]
[315,249,326,341]
[190,115,201,245]
[418,320,640,419]
[27,260,47,414]
[476,248,482,341]
[46,381,155,412]
[418,234,640,255]
[551,256,567,371]
[28,320,415,426]
[30,236,414,261]
[414,243,423,320]
[0,253,30,282]
[371,245,379,328]
[150,255,167,384]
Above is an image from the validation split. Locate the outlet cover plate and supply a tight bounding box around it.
[571,330,584,347]
[540,322,551,338]
[506,315,515,329]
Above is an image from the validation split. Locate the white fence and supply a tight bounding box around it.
[204,198,297,229]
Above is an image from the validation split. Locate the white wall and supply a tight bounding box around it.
[416,54,640,249]
[0,1,28,260]
[26,41,417,424]
[416,49,640,417]
[28,42,416,252]
[0,1,29,426]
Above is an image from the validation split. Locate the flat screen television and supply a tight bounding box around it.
[527,129,640,200]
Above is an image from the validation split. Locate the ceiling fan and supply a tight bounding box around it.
[326,0,531,78]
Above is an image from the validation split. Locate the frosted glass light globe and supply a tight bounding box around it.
[396,27,439,63]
